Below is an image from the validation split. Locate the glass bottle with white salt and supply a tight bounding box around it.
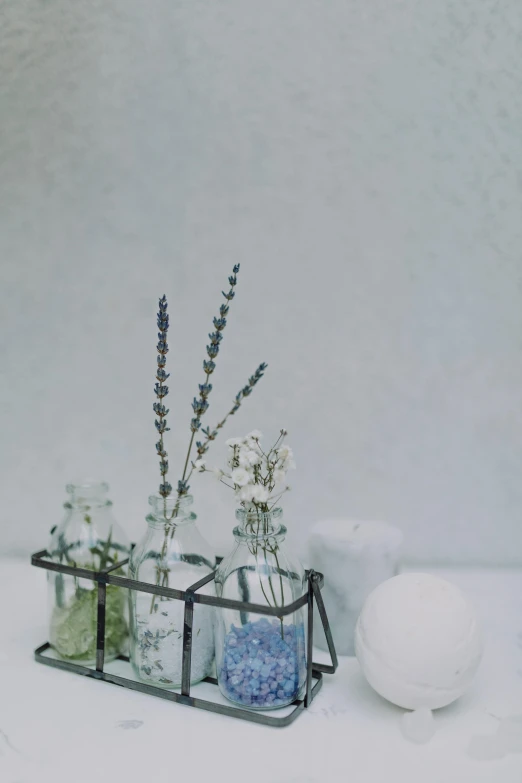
[129,494,215,687]
[127,272,267,688]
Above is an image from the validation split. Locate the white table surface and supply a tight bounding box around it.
[1,558,521,783]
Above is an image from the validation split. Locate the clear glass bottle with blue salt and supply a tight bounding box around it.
[214,505,307,709]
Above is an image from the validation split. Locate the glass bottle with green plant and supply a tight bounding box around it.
[129,265,268,687]
[48,481,130,663]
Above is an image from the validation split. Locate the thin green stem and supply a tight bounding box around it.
[245,510,285,640]
[181,430,197,484]
[268,489,288,510]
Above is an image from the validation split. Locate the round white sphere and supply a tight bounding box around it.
[354,572,483,710]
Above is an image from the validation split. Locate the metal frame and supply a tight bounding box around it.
[31,549,338,728]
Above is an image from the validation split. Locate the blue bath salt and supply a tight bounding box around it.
[220,618,305,708]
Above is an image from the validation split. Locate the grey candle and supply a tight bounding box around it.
[307,519,403,656]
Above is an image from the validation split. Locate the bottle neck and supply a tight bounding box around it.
[146,493,196,529]
[64,480,111,510]
[234,506,284,540]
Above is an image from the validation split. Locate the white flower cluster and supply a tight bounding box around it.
[217,430,295,508]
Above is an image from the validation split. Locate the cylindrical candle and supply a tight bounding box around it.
[307,519,403,655]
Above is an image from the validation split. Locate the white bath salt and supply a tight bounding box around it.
[400,707,436,744]
[467,734,506,761]
[134,592,214,687]
[496,715,522,753]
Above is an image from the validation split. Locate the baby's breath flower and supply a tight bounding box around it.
[212,467,225,481]
[217,431,294,512]
[237,451,249,468]
[231,467,252,487]
[277,444,296,470]
[226,437,243,447]
[193,459,206,473]
[244,439,262,453]
[245,450,261,466]
[277,444,292,461]
[250,485,269,503]
[239,449,261,468]
[238,484,256,503]
[273,469,286,485]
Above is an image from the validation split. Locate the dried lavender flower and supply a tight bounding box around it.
[150,268,267,519]
[154,295,171,498]
[177,264,241,498]
[195,362,268,460]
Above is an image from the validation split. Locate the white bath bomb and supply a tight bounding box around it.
[354,573,483,710]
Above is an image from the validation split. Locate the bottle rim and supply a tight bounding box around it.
[146,493,196,526]
[64,480,111,509]
[235,505,283,523]
[232,522,287,541]
[66,479,110,494]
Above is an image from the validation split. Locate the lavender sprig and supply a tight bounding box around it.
[177,264,240,498]
[194,362,268,462]
[154,295,172,499]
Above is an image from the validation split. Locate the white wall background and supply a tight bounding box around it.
[1,0,521,564]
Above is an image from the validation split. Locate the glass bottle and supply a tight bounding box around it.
[214,505,307,709]
[47,480,130,663]
[129,494,215,688]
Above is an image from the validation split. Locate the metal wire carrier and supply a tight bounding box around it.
[31,549,338,728]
